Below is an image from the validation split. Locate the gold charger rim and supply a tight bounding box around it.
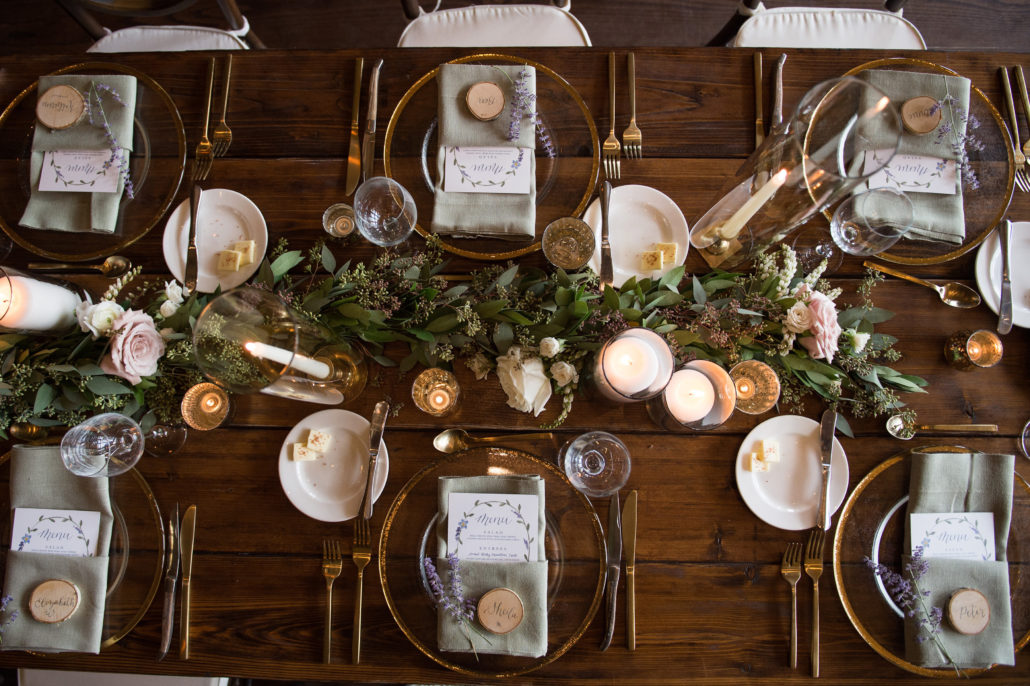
[832,444,1030,677]
[383,52,600,261]
[835,57,1014,266]
[377,445,606,678]
[0,61,188,262]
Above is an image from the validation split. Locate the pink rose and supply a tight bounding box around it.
[101,310,166,385]
[799,291,842,363]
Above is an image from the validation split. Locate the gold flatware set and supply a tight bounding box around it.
[603,51,645,180]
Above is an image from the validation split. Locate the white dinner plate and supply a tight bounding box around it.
[162,188,267,293]
[975,221,1030,329]
[735,415,849,531]
[278,409,389,522]
[583,185,689,288]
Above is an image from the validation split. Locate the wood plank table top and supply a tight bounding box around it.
[0,48,1028,684]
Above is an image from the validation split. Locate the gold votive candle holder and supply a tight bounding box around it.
[944,329,1003,370]
[412,368,461,417]
[729,360,781,415]
[181,382,234,430]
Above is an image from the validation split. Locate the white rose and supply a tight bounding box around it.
[539,337,562,358]
[783,301,813,334]
[158,300,180,318]
[164,280,188,305]
[465,352,492,381]
[76,300,124,338]
[550,360,579,388]
[847,329,870,353]
[495,347,552,416]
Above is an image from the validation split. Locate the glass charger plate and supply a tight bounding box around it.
[0,448,164,650]
[833,445,1030,676]
[378,446,605,678]
[384,53,600,261]
[0,62,187,261]
[836,58,1014,266]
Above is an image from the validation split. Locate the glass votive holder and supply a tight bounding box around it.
[542,216,595,271]
[181,382,234,430]
[729,360,781,415]
[943,329,1003,370]
[0,266,83,333]
[322,203,357,238]
[592,328,675,403]
[412,368,461,417]
[646,360,736,431]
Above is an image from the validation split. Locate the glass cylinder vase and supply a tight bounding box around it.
[646,360,736,431]
[0,266,83,333]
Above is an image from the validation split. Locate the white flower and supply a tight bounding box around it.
[539,337,562,358]
[550,361,579,388]
[76,300,124,338]
[783,301,813,334]
[158,299,180,318]
[164,280,188,306]
[495,346,552,416]
[846,329,870,353]
[465,352,492,381]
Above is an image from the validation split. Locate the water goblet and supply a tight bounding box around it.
[60,413,144,477]
[354,176,416,247]
[830,188,914,256]
[559,431,631,498]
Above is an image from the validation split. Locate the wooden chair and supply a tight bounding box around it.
[55,0,265,52]
[708,1,926,49]
[19,670,229,686]
[397,0,591,47]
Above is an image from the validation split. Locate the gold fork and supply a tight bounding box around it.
[602,51,621,180]
[321,539,342,664]
[780,542,802,669]
[804,529,826,678]
[999,67,1030,192]
[212,54,233,158]
[194,58,215,181]
[622,53,641,159]
[351,517,372,664]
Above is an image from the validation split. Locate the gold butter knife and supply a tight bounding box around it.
[623,490,638,650]
[345,58,364,196]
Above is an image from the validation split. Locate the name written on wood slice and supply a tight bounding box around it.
[477,587,524,634]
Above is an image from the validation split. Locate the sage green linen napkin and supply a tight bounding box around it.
[858,69,969,244]
[435,475,547,657]
[2,445,112,653]
[903,451,1014,669]
[431,64,537,239]
[19,74,137,234]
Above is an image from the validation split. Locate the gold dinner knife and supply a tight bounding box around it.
[754,52,764,149]
[345,58,364,196]
[623,490,638,651]
[179,504,197,660]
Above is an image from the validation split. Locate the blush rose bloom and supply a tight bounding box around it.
[101,310,166,385]
[799,291,842,363]
[783,301,813,334]
[495,346,552,416]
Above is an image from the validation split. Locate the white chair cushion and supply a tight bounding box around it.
[19,670,229,686]
[397,5,591,47]
[732,7,926,50]
[87,26,248,52]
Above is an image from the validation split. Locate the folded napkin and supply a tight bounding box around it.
[2,445,113,653]
[431,64,537,240]
[903,451,1014,669]
[435,475,547,657]
[858,69,969,244]
[19,74,137,234]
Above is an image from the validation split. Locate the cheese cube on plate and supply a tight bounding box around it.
[291,443,320,461]
[746,451,769,472]
[234,240,257,266]
[216,249,243,273]
[639,250,663,271]
[307,429,332,453]
[760,438,780,464]
[656,242,678,265]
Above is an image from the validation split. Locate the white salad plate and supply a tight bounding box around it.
[735,415,849,531]
[975,221,1030,329]
[162,188,267,293]
[278,409,389,522]
[583,184,689,288]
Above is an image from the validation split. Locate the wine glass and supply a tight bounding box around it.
[60,413,144,477]
[830,188,914,256]
[791,225,844,273]
[143,424,188,456]
[559,431,631,498]
[354,176,416,247]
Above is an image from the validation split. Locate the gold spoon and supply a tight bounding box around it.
[885,414,998,440]
[432,428,555,454]
[28,255,131,278]
[864,261,981,309]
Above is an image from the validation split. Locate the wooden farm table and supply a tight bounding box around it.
[0,48,1028,684]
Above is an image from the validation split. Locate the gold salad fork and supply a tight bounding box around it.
[193,58,215,181]
[602,51,621,180]
[351,517,372,664]
[212,54,233,158]
[780,542,802,669]
[999,67,1030,192]
[622,53,641,159]
[321,539,343,664]
[804,529,826,678]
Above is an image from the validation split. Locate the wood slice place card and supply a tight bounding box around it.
[901,96,942,135]
[465,81,505,121]
[36,85,86,130]
[29,579,80,623]
[947,588,990,635]
[477,587,524,634]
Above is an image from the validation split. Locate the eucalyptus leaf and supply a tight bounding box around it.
[320,243,336,273]
[86,377,132,396]
[659,266,685,290]
[33,384,56,414]
[270,250,305,279]
[692,276,707,305]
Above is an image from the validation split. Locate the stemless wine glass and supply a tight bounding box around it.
[354,176,416,246]
[559,431,631,498]
[830,188,914,256]
[61,413,144,477]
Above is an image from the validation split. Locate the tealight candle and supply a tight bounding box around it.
[729,360,781,415]
[413,368,461,417]
[647,360,736,431]
[664,369,715,424]
[593,328,674,403]
[0,267,81,332]
[181,382,233,431]
[944,329,1003,370]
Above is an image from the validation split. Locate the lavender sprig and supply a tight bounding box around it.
[0,593,19,645]
[930,92,981,192]
[423,555,491,658]
[85,81,134,199]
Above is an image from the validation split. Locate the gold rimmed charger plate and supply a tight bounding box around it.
[384,53,600,261]
[0,62,187,262]
[378,446,605,678]
[834,58,1014,266]
[833,445,1030,677]
[0,446,165,650]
